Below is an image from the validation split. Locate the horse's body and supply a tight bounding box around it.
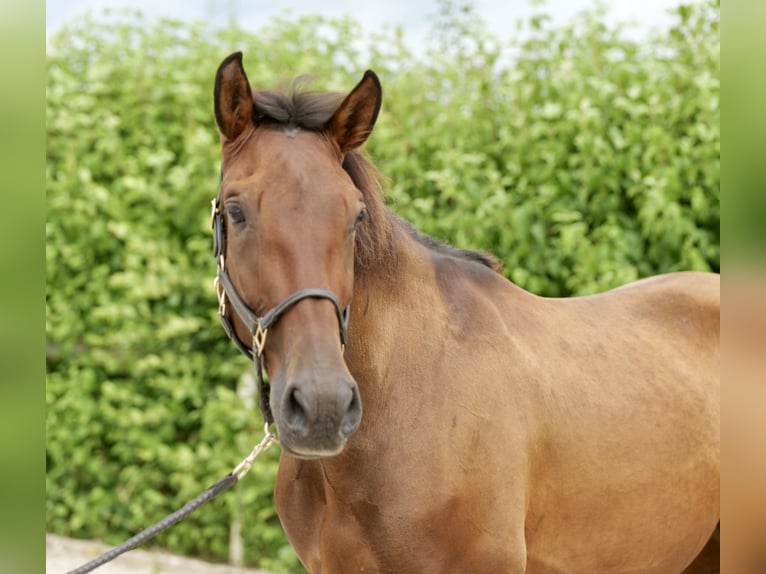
[212,53,720,573]
[276,231,719,574]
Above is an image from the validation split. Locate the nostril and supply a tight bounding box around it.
[284,387,309,433]
[341,387,362,437]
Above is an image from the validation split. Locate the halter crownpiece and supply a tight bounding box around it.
[210,192,351,424]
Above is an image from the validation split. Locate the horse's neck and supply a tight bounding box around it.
[345,225,450,418]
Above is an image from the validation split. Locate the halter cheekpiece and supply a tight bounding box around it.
[210,189,351,425]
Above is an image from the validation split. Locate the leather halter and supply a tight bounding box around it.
[210,191,351,425]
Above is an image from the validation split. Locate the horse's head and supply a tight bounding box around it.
[212,52,381,459]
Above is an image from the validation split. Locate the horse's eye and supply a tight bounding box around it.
[227,205,246,225]
[355,208,367,228]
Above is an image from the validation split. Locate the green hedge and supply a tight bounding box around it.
[46,2,719,571]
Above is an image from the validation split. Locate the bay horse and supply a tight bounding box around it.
[212,52,719,573]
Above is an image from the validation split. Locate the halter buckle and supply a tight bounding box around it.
[253,322,268,357]
[210,198,219,229]
[214,275,227,315]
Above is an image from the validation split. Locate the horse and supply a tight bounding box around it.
[211,51,720,573]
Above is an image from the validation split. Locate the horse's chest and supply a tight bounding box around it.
[275,458,525,573]
[274,460,387,573]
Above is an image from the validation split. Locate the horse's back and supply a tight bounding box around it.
[608,271,719,327]
[560,271,719,371]
[593,270,719,368]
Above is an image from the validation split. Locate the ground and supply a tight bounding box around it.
[46,533,271,574]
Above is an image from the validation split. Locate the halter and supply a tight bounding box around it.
[210,191,351,425]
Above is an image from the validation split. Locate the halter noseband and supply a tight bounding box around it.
[210,192,351,425]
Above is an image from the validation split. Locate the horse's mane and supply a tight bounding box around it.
[394,217,502,271]
[251,79,502,274]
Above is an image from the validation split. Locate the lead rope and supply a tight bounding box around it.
[66,424,278,574]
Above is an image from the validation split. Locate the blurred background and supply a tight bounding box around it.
[46,0,722,572]
[46,0,683,51]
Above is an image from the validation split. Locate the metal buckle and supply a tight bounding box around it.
[210,197,219,229]
[213,276,226,315]
[253,322,268,357]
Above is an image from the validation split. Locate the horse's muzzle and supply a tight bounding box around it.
[276,375,362,458]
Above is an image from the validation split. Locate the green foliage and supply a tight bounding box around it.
[373,0,719,295]
[46,2,719,571]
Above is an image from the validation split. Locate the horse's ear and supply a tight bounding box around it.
[328,70,382,153]
[214,51,254,142]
